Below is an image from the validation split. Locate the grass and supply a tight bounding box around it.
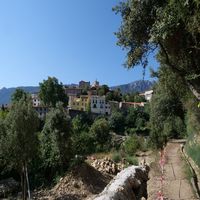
[180,151,197,197]
[125,156,138,165]
[186,144,200,167]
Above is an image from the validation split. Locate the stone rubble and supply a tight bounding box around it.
[91,157,126,175]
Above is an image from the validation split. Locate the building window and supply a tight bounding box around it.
[93,104,97,108]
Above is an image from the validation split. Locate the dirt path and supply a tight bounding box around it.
[148,142,198,200]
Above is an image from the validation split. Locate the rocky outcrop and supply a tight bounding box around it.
[89,165,149,200]
[0,178,19,198]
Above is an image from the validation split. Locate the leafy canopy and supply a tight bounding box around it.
[114,0,200,99]
[39,77,68,107]
[40,102,72,171]
[2,96,39,171]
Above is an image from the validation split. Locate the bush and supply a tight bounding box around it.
[112,152,121,163]
[109,111,125,134]
[90,118,111,151]
[125,156,138,165]
[123,135,141,156]
[71,131,95,155]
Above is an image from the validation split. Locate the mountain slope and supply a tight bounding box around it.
[110,80,155,94]
[0,86,39,105]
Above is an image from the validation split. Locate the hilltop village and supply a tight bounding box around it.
[30,80,153,119]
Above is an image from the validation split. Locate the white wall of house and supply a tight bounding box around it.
[31,93,41,107]
[144,90,153,101]
[90,95,110,115]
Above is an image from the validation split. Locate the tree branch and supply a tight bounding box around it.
[158,41,200,100]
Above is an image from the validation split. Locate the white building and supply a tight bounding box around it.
[144,90,153,101]
[31,93,41,107]
[91,95,110,115]
[31,93,48,119]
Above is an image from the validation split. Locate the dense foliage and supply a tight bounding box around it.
[40,103,72,174]
[114,0,200,100]
[0,92,39,199]
[39,77,68,107]
[149,66,187,148]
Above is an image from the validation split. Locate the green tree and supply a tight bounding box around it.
[124,134,141,155]
[71,131,95,155]
[149,66,187,148]
[71,113,95,155]
[126,107,148,129]
[106,89,122,102]
[3,97,39,200]
[98,84,110,96]
[109,111,125,134]
[11,88,28,102]
[72,114,90,134]
[123,92,146,102]
[40,103,72,175]
[114,0,200,100]
[0,118,6,169]
[39,77,68,107]
[90,118,111,151]
[0,106,8,119]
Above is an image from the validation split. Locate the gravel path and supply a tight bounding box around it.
[147,142,198,200]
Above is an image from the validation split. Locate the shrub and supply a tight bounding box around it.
[125,156,138,165]
[71,131,95,155]
[90,118,111,151]
[124,135,141,156]
[112,152,121,163]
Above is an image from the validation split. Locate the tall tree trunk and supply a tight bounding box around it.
[21,163,27,200]
[187,80,200,100]
[20,172,24,200]
[25,163,31,199]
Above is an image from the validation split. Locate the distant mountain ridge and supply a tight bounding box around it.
[110,80,155,94]
[0,80,155,105]
[0,86,40,105]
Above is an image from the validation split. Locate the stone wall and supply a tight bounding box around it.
[89,165,149,200]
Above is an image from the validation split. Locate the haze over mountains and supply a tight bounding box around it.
[0,80,155,105]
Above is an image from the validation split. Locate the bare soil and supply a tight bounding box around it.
[33,163,113,200]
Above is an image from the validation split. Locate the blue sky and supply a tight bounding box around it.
[0,0,158,88]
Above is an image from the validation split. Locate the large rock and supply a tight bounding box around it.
[89,165,149,200]
[0,178,19,198]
